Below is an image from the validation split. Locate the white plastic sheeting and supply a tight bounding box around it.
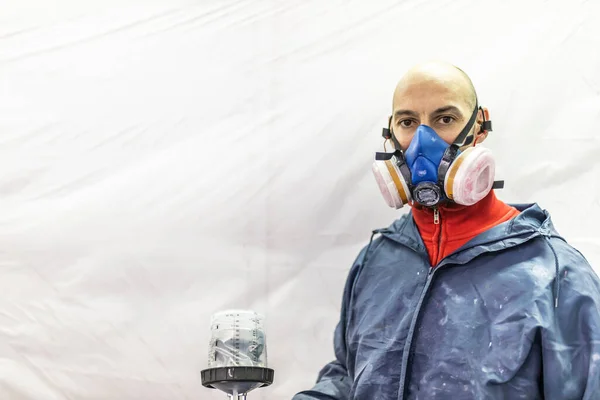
[1,0,599,398]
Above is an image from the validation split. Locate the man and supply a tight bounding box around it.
[293,62,600,399]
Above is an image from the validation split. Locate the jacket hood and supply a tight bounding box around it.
[377,203,561,258]
[374,203,565,308]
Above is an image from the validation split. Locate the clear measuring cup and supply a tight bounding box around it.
[208,310,268,368]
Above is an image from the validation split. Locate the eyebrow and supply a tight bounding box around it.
[393,105,464,121]
[431,105,463,119]
[393,109,419,119]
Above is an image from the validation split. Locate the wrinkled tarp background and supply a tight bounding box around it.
[1,0,599,398]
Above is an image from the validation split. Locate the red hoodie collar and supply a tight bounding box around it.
[411,190,520,265]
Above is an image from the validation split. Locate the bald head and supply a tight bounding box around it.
[390,61,486,151]
[394,61,477,110]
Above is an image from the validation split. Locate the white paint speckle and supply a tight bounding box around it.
[489,342,492,348]
[499,304,503,309]
[441,282,452,295]
[474,298,479,305]
[417,272,420,276]
[439,314,448,326]
[592,353,600,362]
[530,264,554,282]
[441,282,465,304]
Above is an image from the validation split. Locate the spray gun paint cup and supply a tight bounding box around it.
[202,310,274,398]
[208,310,268,368]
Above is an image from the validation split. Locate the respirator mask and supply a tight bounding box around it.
[372,101,503,209]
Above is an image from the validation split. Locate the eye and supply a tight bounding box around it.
[398,119,415,128]
[438,116,455,125]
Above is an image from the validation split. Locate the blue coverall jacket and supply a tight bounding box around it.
[293,203,600,399]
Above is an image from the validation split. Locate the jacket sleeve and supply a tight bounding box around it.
[292,246,368,400]
[542,239,600,400]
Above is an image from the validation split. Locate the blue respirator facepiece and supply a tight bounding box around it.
[404,124,451,206]
[375,101,501,208]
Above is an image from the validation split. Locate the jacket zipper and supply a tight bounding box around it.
[398,207,444,399]
[433,207,442,265]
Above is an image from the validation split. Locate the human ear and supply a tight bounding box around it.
[474,107,490,144]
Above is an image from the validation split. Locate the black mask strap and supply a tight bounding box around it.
[452,101,479,147]
[382,116,402,151]
[481,108,492,132]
